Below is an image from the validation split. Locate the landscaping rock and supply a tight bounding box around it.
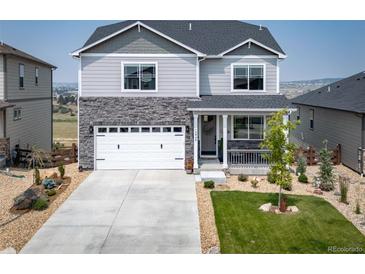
[42,178,56,189]
[313,189,323,195]
[0,247,16,254]
[13,188,41,210]
[259,203,272,212]
[207,246,220,254]
[287,206,299,213]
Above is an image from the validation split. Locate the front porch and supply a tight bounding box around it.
[192,112,273,175]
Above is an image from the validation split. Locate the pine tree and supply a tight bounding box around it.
[319,140,335,191]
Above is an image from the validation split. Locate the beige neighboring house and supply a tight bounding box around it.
[0,42,56,163]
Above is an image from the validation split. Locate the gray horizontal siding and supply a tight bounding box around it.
[290,105,362,172]
[81,56,197,97]
[5,98,52,151]
[84,25,192,54]
[227,43,278,56]
[5,55,52,101]
[0,55,4,100]
[200,57,278,95]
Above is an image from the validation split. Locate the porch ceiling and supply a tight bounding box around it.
[187,95,295,112]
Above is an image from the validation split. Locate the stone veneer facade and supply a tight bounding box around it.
[79,97,193,169]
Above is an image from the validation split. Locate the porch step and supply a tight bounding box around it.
[200,171,226,184]
[199,158,223,171]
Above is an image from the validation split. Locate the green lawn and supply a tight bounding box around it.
[211,191,365,254]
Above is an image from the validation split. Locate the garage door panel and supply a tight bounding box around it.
[95,126,185,170]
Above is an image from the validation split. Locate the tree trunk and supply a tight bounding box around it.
[278,186,282,208]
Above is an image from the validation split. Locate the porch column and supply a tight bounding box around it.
[223,114,228,169]
[193,114,199,170]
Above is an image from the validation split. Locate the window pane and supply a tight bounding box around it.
[152,127,161,132]
[124,65,139,89]
[120,127,129,133]
[141,127,150,133]
[173,127,182,133]
[249,116,264,139]
[141,64,156,90]
[163,127,171,133]
[233,66,248,90]
[19,64,24,88]
[131,127,140,133]
[233,116,248,139]
[249,66,264,90]
[109,127,118,133]
[98,128,107,133]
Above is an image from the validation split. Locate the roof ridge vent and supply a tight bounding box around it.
[327,86,331,92]
[188,23,192,31]
[259,24,263,30]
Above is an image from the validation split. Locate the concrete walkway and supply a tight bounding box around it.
[21,170,201,254]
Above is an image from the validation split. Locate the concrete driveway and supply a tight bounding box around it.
[21,170,201,254]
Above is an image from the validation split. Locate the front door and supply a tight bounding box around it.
[201,115,217,157]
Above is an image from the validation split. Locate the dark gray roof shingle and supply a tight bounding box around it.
[0,43,56,68]
[82,20,285,56]
[291,71,365,113]
[188,95,293,109]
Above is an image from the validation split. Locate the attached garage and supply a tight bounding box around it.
[95,126,185,170]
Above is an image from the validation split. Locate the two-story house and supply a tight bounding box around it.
[72,20,293,174]
[0,43,55,162]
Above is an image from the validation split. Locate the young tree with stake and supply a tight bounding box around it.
[261,109,298,207]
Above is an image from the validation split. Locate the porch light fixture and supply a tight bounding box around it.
[186,126,190,133]
[89,123,94,134]
[203,115,208,122]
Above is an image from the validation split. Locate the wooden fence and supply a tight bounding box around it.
[297,144,341,166]
[15,143,78,168]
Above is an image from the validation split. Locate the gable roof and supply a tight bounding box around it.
[0,42,56,69]
[72,20,286,58]
[291,71,365,114]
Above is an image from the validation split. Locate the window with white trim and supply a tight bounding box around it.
[233,115,264,140]
[123,63,156,91]
[309,109,314,129]
[19,64,25,88]
[35,67,39,86]
[13,108,22,121]
[232,64,264,91]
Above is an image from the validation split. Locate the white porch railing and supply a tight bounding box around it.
[228,149,271,168]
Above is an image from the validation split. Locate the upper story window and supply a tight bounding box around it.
[19,64,25,89]
[309,109,314,130]
[122,63,157,92]
[232,64,264,92]
[35,67,39,86]
[296,107,300,121]
[232,115,264,140]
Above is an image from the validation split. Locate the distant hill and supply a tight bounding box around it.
[281,78,342,99]
[53,82,78,95]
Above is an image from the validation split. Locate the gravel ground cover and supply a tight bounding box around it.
[0,164,91,252]
[196,164,365,253]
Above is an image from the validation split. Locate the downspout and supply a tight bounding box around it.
[51,68,54,151]
[361,114,365,176]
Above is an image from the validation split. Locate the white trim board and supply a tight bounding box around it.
[71,21,205,57]
[187,108,297,112]
[80,53,197,58]
[218,38,287,59]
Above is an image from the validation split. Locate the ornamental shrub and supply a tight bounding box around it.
[204,180,215,189]
[33,198,48,211]
[298,173,308,184]
[238,174,248,182]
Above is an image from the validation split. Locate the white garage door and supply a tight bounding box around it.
[95,126,185,170]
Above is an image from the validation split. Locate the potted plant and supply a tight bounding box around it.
[185,158,194,174]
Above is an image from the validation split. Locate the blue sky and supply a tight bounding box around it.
[1,20,364,83]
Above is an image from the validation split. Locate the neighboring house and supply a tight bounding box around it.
[0,43,56,161]
[72,20,293,173]
[291,71,365,174]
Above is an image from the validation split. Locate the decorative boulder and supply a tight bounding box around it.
[259,203,272,212]
[287,206,299,213]
[42,178,56,189]
[13,188,41,210]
